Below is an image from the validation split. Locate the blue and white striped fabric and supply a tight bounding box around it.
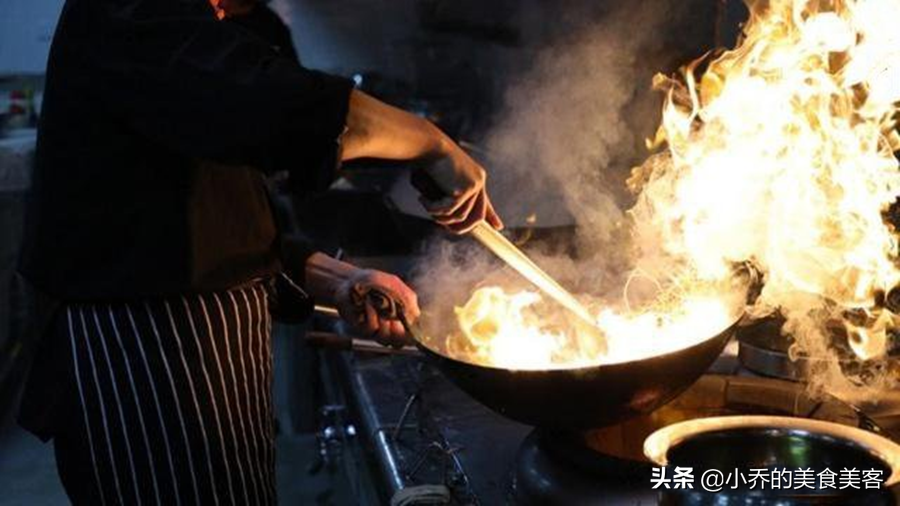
[54,282,275,506]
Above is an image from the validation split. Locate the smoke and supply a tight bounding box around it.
[485,0,716,247]
[413,0,720,335]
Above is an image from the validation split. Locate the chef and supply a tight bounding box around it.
[16,0,502,504]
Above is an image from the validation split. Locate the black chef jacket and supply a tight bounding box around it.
[19,0,353,302]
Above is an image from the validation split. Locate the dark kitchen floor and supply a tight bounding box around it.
[0,413,66,505]
[0,334,352,506]
[0,414,344,506]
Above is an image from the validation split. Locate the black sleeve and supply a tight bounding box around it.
[280,233,317,287]
[269,233,318,323]
[80,0,353,188]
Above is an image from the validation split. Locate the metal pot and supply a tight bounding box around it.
[645,415,900,503]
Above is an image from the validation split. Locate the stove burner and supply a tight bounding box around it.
[377,365,479,504]
[510,374,875,505]
[736,316,900,382]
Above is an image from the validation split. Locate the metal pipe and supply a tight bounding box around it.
[345,362,407,495]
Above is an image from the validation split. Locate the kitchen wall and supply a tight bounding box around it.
[271,0,418,79]
[271,0,535,81]
[0,0,63,76]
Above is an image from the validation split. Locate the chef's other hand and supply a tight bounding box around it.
[334,268,421,348]
[419,151,503,234]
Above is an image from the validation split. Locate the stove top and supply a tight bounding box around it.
[322,345,900,505]
[333,352,530,504]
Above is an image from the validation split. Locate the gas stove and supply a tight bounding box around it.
[312,342,900,505]
[509,373,878,505]
[323,350,529,504]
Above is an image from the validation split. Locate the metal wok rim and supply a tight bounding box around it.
[414,313,745,372]
[643,415,900,487]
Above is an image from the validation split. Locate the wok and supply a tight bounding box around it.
[409,317,741,429]
[311,298,742,430]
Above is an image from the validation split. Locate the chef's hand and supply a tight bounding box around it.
[340,90,503,234]
[419,148,504,234]
[333,268,421,348]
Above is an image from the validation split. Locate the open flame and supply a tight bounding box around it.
[446,0,900,375]
[634,0,900,364]
[450,286,735,370]
[442,275,742,370]
[452,287,594,370]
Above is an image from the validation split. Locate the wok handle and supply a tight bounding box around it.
[304,331,420,356]
[313,302,426,355]
[305,331,353,351]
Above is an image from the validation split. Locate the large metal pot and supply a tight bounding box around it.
[645,415,900,503]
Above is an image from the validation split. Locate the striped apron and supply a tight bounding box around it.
[52,282,276,506]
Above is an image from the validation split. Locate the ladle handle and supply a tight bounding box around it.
[413,166,602,342]
[411,167,448,201]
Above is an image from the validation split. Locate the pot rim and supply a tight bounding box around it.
[644,415,900,487]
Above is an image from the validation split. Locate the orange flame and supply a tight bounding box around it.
[635,0,900,363]
[447,284,738,370]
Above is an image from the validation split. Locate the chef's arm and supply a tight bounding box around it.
[90,1,500,232]
[342,90,503,233]
[341,90,448,161]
